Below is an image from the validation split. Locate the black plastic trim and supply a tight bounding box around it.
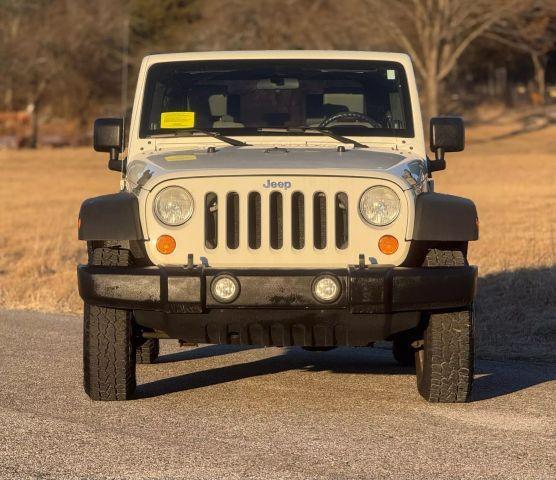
[413,192,478,242]
[78,192,143,241]
[132,309,422,347]
[77,264,477,314]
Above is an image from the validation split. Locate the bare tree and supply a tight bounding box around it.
[360,0,526,118]
[2,0,554,143]
[176,0,386,52]
[0,0,63,145]
[0,0,48,112]
[487,0,556,104]
[0,0,127,146]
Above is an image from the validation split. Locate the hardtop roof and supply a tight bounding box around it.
[143,50,412,67]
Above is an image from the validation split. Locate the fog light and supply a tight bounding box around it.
[211,275,240,303]
[378,235,398,255]
[312,275,341,303]
[156,235,176,254]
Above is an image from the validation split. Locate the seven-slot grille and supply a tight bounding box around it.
[204,190,349,251]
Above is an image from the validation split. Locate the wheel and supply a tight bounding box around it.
[414,246,474,403]
[415,308,474,403]
[136,338,159,364]
[83,304,136,401]
[83,240,143,401]
[392,330,417,367]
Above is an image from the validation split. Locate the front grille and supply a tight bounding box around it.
[291,192,305,249]
[205,190,349,251]
[204,192,218,249]
[248,192,261,249]
[269,191,283,249]
[335,192,349,250]
[226,192,240,249]
[313,192,327,250]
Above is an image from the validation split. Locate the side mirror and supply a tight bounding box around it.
[429,116,465,172]
[94,118,124,172]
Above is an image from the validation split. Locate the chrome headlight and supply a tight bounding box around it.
[153,186,194,226]
[359,186,400,226]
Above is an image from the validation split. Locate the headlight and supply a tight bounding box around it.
[359,186,400,226]
[153,186,194,226]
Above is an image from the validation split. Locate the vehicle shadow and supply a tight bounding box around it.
[136,346,411,399]
[472,362,556,401]
[155,344,257,363]
[136,345,556,401]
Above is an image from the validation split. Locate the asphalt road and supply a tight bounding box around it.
[0,309,555,480]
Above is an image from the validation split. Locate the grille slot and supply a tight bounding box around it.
[226,192,240,249]
[204,192,218,249]
[335,192,349,249]
[291,192,305,250]
[313,192,327,249]
[204,188,349,253]
[269,191,283,249]
[248,192,261,249]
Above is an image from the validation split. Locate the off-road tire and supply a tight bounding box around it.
[83,240,138,401]
[89,242,158,365]
[423,248,466,267]
[83,304,136,401]
[415,308,474,403]
[414,246,473,403]
[136,338,160,364]
[87,240,135,267]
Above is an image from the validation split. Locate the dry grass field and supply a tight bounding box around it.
[0,123,555,361]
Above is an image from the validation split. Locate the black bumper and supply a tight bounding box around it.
[77,264,477,314]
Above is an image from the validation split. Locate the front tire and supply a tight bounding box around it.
[415,308,474,403]
[411,246,474,402]
[83,240,142,401]
[83,304,136,401]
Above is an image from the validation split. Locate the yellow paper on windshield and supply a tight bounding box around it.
[165,154,197,162]
[160,111,195,129]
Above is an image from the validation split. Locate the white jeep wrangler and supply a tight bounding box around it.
[78,51,478,403]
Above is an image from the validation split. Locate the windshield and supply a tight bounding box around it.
[139,60,414,138]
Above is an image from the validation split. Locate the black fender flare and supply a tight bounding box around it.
[412,192,478,242]
[78,192,144,241]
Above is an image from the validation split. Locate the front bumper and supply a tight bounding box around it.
[77,264,477,314]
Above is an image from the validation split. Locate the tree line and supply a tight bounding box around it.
[1,0,555,145]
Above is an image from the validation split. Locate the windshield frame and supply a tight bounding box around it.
[138,59,415,140]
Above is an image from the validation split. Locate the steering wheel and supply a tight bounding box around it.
[319,111,382,129]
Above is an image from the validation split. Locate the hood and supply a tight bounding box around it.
[126,146,427,192]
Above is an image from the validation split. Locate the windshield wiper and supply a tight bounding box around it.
[304,127,368,148]
[258,127,368,148]
[150,128,250,147]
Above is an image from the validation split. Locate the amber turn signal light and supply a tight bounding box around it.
[156,235,176,254]
[378,235,398,255]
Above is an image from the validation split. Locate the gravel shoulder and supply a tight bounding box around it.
[0,309,555,479]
